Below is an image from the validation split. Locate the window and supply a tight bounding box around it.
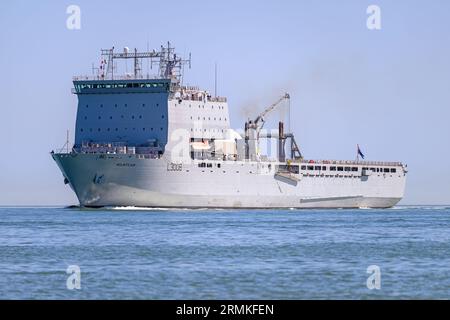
[351,167,358,172]
[390,168,397,173]
[344,167,351,172]
[330,166,336,171]
[307,166,314,170]
[384,168,390,173]
[315,166,321,170]
[322,166,326,171]
[301,165,306,170]
[337,167,344,171]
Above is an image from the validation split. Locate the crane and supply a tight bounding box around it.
[248,93,290,132]
[244,92,302,161]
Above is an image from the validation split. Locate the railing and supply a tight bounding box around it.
[296,159,403,167]
[72,74,164,81]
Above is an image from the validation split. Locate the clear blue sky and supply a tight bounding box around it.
[0,0,449,205]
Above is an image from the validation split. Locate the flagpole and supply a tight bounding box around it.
[356,144,359,162]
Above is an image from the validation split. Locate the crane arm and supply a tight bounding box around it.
[254,93,290,126]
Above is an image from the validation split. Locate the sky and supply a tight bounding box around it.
[0,0,449,205]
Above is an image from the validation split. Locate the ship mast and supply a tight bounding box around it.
[99,42,191,82]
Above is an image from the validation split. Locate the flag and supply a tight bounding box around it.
[357,144,365,159]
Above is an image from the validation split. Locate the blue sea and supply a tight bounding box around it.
[0,206,449,299]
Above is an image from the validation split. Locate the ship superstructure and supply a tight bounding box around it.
[52,43,407,208]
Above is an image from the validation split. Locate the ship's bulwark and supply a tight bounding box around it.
[52,153,405,209]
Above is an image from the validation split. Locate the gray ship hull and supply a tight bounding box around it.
[52,153,406,209]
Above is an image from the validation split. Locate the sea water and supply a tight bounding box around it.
[0,206,449,299]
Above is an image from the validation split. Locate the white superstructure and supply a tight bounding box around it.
[52,43,407,208]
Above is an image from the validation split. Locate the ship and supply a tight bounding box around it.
[52,43,407,208]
